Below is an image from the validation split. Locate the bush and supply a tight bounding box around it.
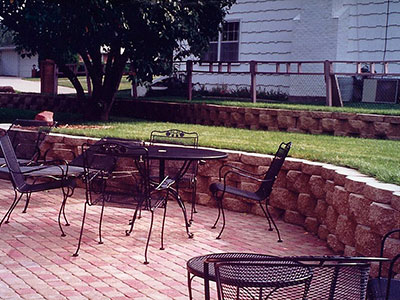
[193,85,288,101]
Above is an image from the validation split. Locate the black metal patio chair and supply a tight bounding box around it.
[149,129,201,222]
[209,141,291,241]
[367,229,400,300]
[73,141,133,256]
[0,119,56,166]
[213,256,372,300]
[73,141,170,263]
[0,134,82,236]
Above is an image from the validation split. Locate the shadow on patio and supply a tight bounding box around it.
[0,179,332,300]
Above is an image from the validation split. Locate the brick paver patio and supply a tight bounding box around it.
[0,179,333,299]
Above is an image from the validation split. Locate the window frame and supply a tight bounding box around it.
[202,19,241,62]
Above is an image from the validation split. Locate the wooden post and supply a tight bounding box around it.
[85,64,92,96]
[186,60,193,101]
[324,60,333,106]
[250,60,257,103]
[40,59,57,95]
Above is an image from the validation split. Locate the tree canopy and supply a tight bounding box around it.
[0,0,235,120]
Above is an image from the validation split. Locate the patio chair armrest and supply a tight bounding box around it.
[154,176,175,190]
[222,169,272,186]
[17,163,69,179]
[43,148,76,163]
[218,163,263,181]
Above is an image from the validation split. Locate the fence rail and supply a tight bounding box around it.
[173,60,400,106]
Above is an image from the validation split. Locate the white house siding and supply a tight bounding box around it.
[192,0,400,99]
[193,0,301,94]
[0,47,38,77]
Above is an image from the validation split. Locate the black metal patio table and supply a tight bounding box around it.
[103,138,228,232]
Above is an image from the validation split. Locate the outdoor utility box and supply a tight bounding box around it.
[362,78,399,103]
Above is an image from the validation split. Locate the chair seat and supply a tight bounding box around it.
[20,165,84,177]
[20,177,76,193]
[368,278,400,300]
[209,182,263,201]
[0,157,31,166]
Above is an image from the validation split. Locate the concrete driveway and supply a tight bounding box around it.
[0,76,76,94]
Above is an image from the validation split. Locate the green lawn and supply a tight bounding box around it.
[52,117,400,186]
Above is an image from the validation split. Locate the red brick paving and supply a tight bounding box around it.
[0,179,332,299]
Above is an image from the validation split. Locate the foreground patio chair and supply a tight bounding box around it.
[187,254,375,300]
[0,134,82,236]
[214,256,371,300]
[367,229,400,300]
[150,128,200,222]
[0,119,56,166]
[210,141,291,241]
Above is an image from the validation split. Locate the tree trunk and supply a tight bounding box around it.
[58,64,85,100]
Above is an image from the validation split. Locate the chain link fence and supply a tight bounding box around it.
[173,60,400,110]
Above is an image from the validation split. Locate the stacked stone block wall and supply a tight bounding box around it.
[1,93,400,140]
[41,134,400,260]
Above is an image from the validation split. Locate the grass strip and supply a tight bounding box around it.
[53,117,400,186]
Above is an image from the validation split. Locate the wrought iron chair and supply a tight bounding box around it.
[0,119,56,166]
[73,141,135,256]
[210,142,291,241]
[149,129,200,222]
[213,256,372,300]
[367,229,400,300]
[73,141,172,262]
[0,134,82,236]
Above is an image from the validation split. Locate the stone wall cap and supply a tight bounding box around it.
[366,181,400,193]
[49,132,100,141]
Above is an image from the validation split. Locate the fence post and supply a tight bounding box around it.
[40,59,57,95]
[85,64,92,96]
[186,60,193,101]
[250,60,257,103]
[324,60,333,106]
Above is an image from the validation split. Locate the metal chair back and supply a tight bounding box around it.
[256,141,291,199]
[367,229,400,300]
[6,119,55,162]
[214,257,370,300]
[0,134,27,191]
[150,129,199,147]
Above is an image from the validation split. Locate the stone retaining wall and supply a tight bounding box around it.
[114,100,400,140]
[1,92,400,140]
[42,134,400,260]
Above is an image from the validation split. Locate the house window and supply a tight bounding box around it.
[202,21,240,62]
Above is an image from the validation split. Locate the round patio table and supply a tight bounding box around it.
[187,253,311,300]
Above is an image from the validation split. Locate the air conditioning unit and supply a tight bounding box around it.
[362,78,399,103]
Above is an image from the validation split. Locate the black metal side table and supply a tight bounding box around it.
[187,253,279,300]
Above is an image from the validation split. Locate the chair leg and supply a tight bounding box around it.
[216,199,226,240]
[57,188,71,237]
[265,204,282,242]
[61,186,75,227]
[172,189,193,238]
[160,198,168,250]
[259,202,273,231]
[126,200,142,236]
[1,191,23,226]
[98,196,106,245]
[73,202,88,257]
[22,192,32,213]
[212,194,222,229]
[187,271,195,300]
[144,210,155,264]
[189,180,197,223]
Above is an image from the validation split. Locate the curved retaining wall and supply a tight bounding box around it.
[1,92,400,140]
[41,134,400,259]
